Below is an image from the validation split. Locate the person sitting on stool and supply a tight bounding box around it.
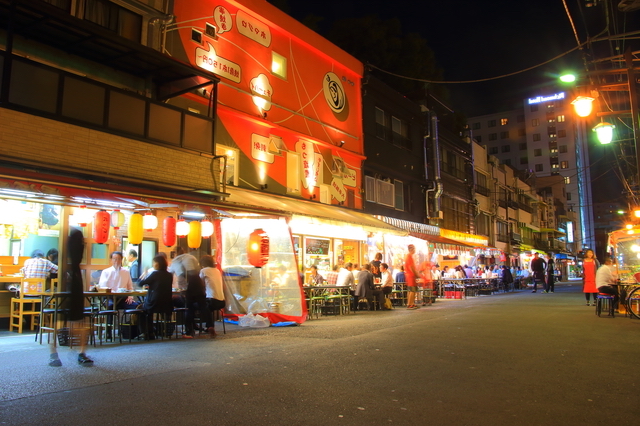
[595,256,619,309]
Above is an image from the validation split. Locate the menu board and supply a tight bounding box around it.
[305,237,330,255]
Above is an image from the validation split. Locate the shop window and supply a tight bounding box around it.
[271,51,287,80]
[191,29,203,44]
[61,76,105,125]
[43,0,72,12]
[9,60,59,113]
[376,179,394,207]
[394,180,404,211]
[365,176,376,202]
[84,0,143,43]
[215,145,238,186]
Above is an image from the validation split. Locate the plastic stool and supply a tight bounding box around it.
[595,294,615,318]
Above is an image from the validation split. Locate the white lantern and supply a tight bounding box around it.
[201,220,214,239]
[143,212,158,231]
[176,219,190,237]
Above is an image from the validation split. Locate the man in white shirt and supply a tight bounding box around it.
[98,251,135,307]
[380,263,394,296]
[595,257,619,308]
[337,262,356,312]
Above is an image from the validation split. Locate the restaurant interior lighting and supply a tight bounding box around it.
[183,209,206,218]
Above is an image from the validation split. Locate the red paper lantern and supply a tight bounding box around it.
[247,228,269,268]
[163,216,176,247]
[93,210,110,244]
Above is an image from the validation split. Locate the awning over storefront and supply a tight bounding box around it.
[224,188,406,238]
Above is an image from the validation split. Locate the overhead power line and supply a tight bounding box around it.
[367,44,585,84]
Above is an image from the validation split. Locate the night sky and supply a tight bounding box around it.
[282,0,589,116]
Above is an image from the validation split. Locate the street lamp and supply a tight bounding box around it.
[592,122,615,144]
[572,95,595,117]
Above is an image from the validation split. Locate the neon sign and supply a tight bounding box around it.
[527,92,565,105]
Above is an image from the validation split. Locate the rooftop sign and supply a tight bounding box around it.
[527,92,565,105]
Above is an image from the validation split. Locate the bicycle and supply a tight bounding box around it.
[625,284,640,319]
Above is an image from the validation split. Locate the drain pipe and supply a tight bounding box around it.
[432,114,443,220]
[422,106,436,219]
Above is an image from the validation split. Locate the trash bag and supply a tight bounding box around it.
[238,313,271,328]
[252,314,270,328]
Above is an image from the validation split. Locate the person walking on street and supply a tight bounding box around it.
[581,249,600,306]
[543,255,555,293]
[49,227,92,366]
[530,252,546,293]
[405,245,419,309]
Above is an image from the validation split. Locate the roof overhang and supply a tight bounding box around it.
[0,0,219,100]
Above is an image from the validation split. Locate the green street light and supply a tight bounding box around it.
[559,73,577,83]
[592,122,615,144]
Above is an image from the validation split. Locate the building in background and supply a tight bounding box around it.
[469,90,594,256]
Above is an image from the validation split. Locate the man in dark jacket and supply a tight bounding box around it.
[356,264,385,310]
[530,252,547,293]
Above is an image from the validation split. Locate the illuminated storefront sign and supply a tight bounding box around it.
[296,140,321,189]
[250,73,273,111]
[236,9,271,47]
[567,221,574,243]
[527,92,565,105]
[440,229,488,246]
[195,42,241,83]
[251,134,274,163]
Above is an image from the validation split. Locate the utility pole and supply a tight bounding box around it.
[625,48,640,192]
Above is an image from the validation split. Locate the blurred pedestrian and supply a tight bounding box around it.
[543,255,555,293]
[530,252,546,293]
[404,245,419,309]
[581,249,600,306]
[49,227,92,367]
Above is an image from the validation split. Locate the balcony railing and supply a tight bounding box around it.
[475,185,490,197]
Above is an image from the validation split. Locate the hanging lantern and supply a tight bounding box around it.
[201,219,214,239]
[93,210,110,244]
[176,219,190,237]
[110,209,125,229]
[187,220,202,249]
[163,216,177,247]
[75,205,91,227]
[247,228,269,268]
[128,213,144,245]
[143,212,158,231]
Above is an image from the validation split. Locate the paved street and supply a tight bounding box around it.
[0,281,638,426]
